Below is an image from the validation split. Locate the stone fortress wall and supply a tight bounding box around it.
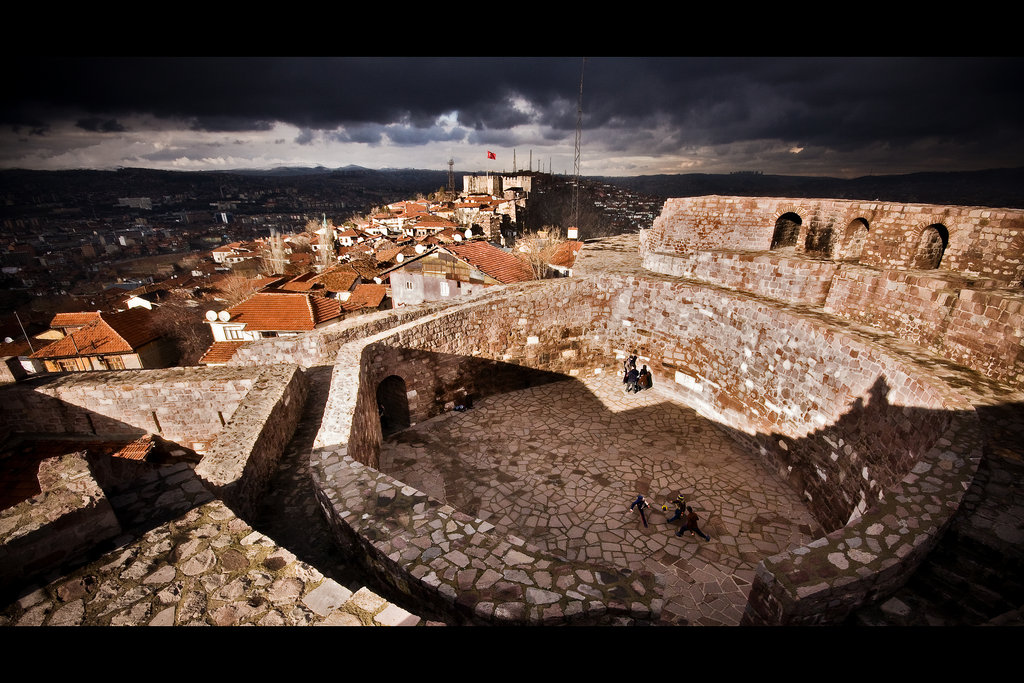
[306,264,983,624]
[643,196,1024,389]
[2,194,1018,625]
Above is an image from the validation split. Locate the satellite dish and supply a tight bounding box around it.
[464,229,473,239]
[205,310,218,322]
[396,253,404,263]
[217,310,230,322]
[373,277,382,284]
[415,245,425,254]
[3,337,13,344]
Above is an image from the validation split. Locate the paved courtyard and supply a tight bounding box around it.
[379,371,823,626]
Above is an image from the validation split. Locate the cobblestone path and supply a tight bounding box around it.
[379,372,823,626]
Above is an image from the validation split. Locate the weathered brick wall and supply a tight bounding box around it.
[823,267,963,348]
[595,274,961,532]
[647,196,1024,285]
[642,197,1024,390]
[942,290,1024,387]
[0,368,260,452]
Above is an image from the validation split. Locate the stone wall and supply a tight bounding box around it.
[309,270,982,625]
[0,367,262,452]
[647,196,1024,285]
[193,365,308,518]
[0,452,121,598]
[642,196,1024,391]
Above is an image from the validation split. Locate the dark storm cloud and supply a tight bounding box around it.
[76,117,126,133]
[3,57,1022,174]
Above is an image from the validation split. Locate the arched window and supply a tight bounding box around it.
[770,212,802,250]
[842,218,869,261]
[912,224,949,270]
[377,375,411,436]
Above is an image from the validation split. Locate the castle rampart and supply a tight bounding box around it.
[308,255,982,624]
[642,196,1024,389]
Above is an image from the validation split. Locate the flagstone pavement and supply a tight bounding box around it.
[378,371,824,626]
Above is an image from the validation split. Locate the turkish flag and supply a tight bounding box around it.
[487,151,496,160]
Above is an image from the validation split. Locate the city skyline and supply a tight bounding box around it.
[3,57,1022,179]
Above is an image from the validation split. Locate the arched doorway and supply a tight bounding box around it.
[912,224,949,270]
[377,375,411,437]
[842,218,870,261]
[770,212,802,250]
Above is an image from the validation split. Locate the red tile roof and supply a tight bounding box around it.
[315,266,360,293]
[32,308,162,359]
[226,292,341,331]
[549,240,584,268]
[50,311,102,329]
[342,284,388,311]
[443,242,535,284]
[199,341,249,365]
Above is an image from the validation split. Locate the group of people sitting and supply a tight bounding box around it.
[622,354,652,393]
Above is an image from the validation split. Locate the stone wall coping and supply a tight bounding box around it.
[742,409,984,624]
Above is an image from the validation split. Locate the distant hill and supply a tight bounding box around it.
[594,167,1024,209]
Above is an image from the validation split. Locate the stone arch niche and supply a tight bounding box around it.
[804,214,835,257]
[840,218,870,261]
[376,374,410,436]
[912,223,949,270]
[770,212,803,250]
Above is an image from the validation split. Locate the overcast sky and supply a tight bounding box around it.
[2,57,1022,178]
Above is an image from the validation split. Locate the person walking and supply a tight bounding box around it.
[675,506,711,541]
[630,494,651,528]
[665,495,686,523]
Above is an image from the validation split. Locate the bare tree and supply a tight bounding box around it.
[149,296,214,367]
[514,227,566,279]
[215,274,260,307]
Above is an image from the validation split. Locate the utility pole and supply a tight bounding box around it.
[572,57,586,235]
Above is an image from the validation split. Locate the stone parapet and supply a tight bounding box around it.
[311,448,662,625]
[195,365,308,518]
[0,367,264,452]
[741,410,983,625]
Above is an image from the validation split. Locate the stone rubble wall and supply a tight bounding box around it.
[194,365,308,519]
[741,410,983,625]
[309,270,982,625]
[0,452,121,598]
[642,246,840,306]
[596,273,969,532]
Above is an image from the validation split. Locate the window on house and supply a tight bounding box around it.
[405,281,413,290]
[440,282,450,296]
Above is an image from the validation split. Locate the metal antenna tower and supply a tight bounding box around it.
[572,58,586,234]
